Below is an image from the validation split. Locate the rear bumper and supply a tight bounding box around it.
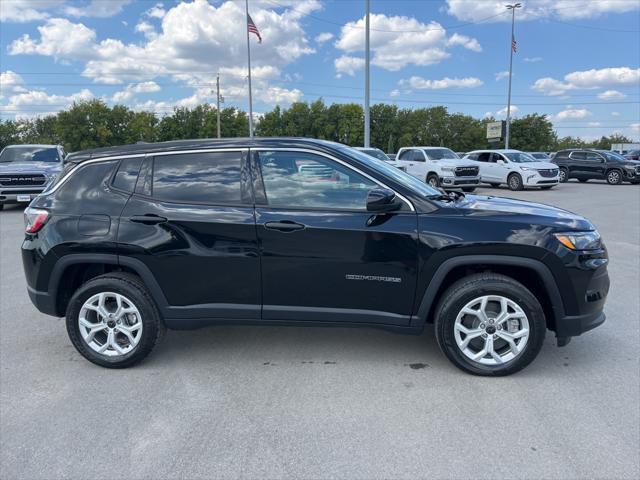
[27,285,58,317]
[0,190,43,205]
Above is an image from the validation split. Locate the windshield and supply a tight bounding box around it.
[425,148,459,160]
[599,151,627,162]
[503,151,537,163]
[530,153,549,160]
[339,146,440,197]
[360,148,390,162]
[0,146,60,163]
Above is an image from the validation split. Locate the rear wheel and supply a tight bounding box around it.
[65,273,165,368]
[427,174,440,188]
[558,168,568,183]
[606,170,622,185]
[434,273,546,376]
[507,173,524,191]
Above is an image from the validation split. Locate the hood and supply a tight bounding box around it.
[622,159,640,166]
[455,194,595,231]
[438,159,476,168]
[0,161,62,175]
[516,161,557,170]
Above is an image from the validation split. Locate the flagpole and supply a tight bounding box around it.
[245,0,254,138]
[364,0,370,148]
[504,3,521,150]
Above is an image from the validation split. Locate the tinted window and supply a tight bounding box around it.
[502,152,536,163]
[585,152,602,162]
[477,152,492,162]
[412,150,426,162]
[465,152,479,160]
[570,151,586,160]
[423,148,458,160]
[398,150,412,160]
[0,146,60,163]
[152,152,243,204]
[599,151,626,162]
[113,157,143,192]
[258,151,376,210]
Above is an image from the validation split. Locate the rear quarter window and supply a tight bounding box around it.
[112,157,143,192]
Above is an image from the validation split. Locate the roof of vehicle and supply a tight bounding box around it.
[65,137,348,163]
[398,146,455,150]
[2,144,60,149]
[354,147,383,151]
[466,149,523,153]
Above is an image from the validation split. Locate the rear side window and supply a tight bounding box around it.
[570,151,586,160]
[412,150,426,162]
[152,151,243,204]
[398,150,411,160]
[112,157,143,192]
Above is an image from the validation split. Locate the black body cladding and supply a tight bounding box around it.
[23,138,608,345]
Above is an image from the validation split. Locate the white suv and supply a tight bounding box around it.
[393,147,481,191]
[463,149,559,191]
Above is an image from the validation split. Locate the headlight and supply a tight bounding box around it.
[441,166,455,172]
[519,166,533,171]
[554,231,601,250]
[624,165,636,171]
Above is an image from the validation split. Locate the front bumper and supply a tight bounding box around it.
[440,175,481,188]
[0,188,44,205]
[522,173,559,186]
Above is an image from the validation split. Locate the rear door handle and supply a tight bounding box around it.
[129,214,167,225]
[264,220,305,232]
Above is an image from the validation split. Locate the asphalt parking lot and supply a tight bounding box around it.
[1,180,639,480]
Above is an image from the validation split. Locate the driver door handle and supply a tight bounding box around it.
[129,214,167,225]
[264,220,306,232]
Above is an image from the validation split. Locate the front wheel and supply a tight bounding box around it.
[558,168,568,183]
[462,187,476,193]
[606,170,622,185]
[426,174,440,188]
[434,273,546,376]
[508,173,524,191]
[65,272,165,368]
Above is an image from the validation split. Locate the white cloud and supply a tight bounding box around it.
[524,57,543,63]
[390,89,401,97]
[630,123,640,133]
[447,33,482,52]
[146,3,167,19]
[65,1,133,18]
[495,71,510,81]
[135,21,158,40]
[400,76,483,90]
[3,88,94,118]
[334,55,365,77]
[7,1,318,107]
[496,105,519,118]
[0,0,65,23]
[334,13,480,73]
[533,67,640,96]
[611,111,621,117]
[0,71,28,94]
[112,82,161,102]
[315,32,334,44]
[597,90,626,100]
[553,108,592,121]
[445,0,639,22]
[587,122,602,127]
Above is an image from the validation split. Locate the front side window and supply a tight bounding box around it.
[585,152,603,162]
[412,150,426,162]
[257,151,376,210]
[502,152,536,163]
[152,151,243,204]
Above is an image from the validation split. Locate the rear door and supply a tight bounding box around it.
[118,149,261,320]
[585,151,606,178]
[251,149,419,326]
[568,151,588,177]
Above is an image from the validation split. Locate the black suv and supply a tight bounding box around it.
[22,138,609,375]
[553,149,640,185]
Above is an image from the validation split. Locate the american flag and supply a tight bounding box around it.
[512,35,517,53]
[247,14,262,44]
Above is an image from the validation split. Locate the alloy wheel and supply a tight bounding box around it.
[453,295,530,366]
[78,292,143,357]
[559,169,567,182]
[607,170,621,185]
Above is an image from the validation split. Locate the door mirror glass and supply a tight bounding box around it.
[497,159,506,165]
[366,187,402,213]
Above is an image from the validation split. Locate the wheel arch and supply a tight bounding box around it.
[48,254,168,317]
[414,255,564,332]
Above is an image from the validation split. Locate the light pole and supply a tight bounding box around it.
[364,0,371,148]
[504,3,521,150]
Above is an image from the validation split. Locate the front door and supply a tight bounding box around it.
[118,150,261,320]
[252,149,419,326]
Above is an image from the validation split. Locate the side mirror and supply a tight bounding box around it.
[497,159,506,165]
[366,187,402,213]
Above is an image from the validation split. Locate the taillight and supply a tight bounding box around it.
[24,207,50,234]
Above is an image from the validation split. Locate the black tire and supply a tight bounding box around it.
[507,173,524,191]
[540,186,554,190]
[426,174,440,188]
[0,204,4,211]
[558,168,568,183]
[489,183,500,188]
[578,178,588,183]
[631,180,640,185]
[461,187,476,193]
[434,273,546,376]
[606,169,623,185]
[65,272,165,368]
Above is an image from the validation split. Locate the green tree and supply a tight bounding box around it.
[509,114,557,151]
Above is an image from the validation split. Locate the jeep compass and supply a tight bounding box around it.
[22,138,609,375]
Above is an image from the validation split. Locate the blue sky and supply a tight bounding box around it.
[1,0,639,141]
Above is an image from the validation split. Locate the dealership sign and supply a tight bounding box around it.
[486,121,505,141]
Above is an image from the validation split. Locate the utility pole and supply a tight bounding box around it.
[364,0,370,148]
[504,3,521,149]
[216,74,221,138]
